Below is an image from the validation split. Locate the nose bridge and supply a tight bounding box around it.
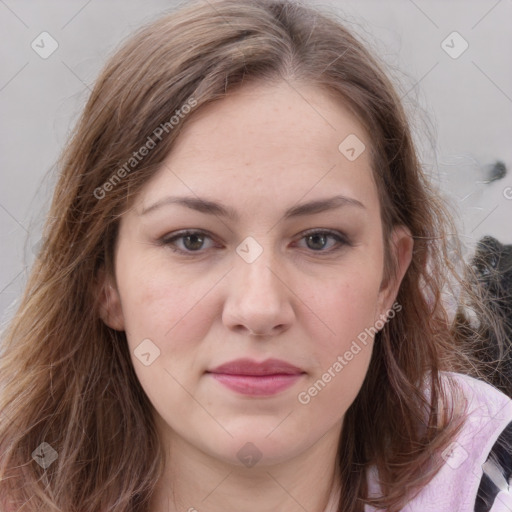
[223,237,294,335]
[235,239,281,297]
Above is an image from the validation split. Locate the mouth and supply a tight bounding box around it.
[206,358,306,396]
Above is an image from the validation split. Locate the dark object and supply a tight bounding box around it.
[453,235,512,397]
[485,161,507,183]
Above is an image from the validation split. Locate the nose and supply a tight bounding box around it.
[222,249,295,338]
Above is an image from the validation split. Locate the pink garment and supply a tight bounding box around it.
[365,371,512,512]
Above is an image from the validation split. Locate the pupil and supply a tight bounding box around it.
[185,234,203,250]
[308,234,326,250]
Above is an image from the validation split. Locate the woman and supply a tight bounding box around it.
[1,1,510,511]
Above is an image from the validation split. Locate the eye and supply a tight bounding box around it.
[160,230,217,254]
[294,229,350,253]
[159,229,350,255]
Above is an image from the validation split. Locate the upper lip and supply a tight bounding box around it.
[207,358,305,376]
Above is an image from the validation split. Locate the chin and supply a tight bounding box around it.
[198,425,306,468]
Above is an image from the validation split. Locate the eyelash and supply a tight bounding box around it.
[159,229,351,256]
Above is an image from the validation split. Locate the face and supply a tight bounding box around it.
[100,80,412,468]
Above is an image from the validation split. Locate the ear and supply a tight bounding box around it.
[375,224,413,320]
[96,267,125,331]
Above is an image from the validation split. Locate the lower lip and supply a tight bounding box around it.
[208,373,304,396]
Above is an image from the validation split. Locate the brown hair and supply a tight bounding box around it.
[0,1,496,510]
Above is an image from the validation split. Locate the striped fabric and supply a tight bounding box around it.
[475,420,512,511]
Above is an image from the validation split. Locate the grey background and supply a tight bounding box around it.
[1,0,511,326]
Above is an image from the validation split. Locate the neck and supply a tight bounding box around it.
[149,422,343,512]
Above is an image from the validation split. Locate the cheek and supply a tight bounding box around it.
[308,266,382,350]
[115,254,216,355]
[298,267,382,409]
[116,263,218,413]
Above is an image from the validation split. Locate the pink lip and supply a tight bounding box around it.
[206,358,306,397]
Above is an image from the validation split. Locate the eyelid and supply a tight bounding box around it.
[159,228,351,255]
[159,229,219,252]
[299,228,350,244]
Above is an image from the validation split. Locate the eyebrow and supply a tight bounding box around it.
[139,194,365,220]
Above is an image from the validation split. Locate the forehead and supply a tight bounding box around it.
[136,80,378,218]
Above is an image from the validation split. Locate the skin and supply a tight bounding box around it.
[99,80,413,512]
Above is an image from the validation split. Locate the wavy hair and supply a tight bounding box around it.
[0,1,497,510]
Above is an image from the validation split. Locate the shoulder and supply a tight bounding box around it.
[434,371,512,433]
[444,372,512,511]
[366,372,512,512]
[439,370,511,410]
